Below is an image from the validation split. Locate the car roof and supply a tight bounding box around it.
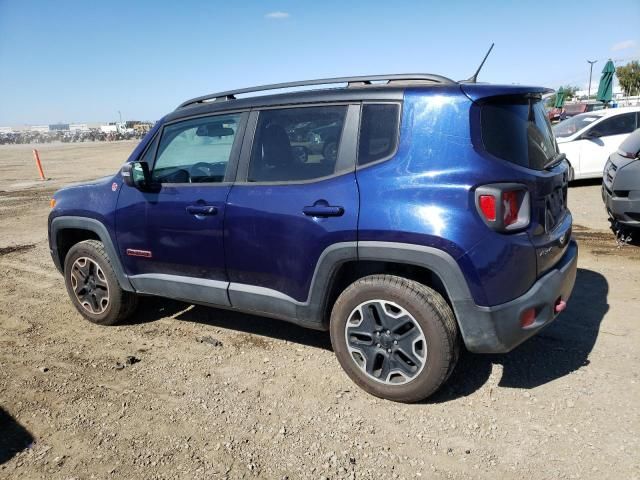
[591,106,640,117]
[165,74,552,123]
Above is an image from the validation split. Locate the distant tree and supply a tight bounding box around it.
[563,85,580,100]
[616,61,640,96]
[546,85,580,107]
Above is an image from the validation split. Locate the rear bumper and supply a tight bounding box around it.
[457,240,578,353]
[602,185,640,227]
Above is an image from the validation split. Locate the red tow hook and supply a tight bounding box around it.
[554,297,567,313]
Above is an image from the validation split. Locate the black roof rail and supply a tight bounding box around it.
[176,73,456,109]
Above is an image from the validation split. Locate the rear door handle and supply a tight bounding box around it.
[186,205,218,216]
[303,201,344,218]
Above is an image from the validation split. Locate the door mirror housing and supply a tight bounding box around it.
[121,161,153,190]
[581,129,601,140]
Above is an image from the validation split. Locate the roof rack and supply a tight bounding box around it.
[177,73,456,109]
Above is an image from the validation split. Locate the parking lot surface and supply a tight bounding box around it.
[1,142,638,479]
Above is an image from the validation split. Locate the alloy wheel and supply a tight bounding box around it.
[70,257,110,314]
[344,300,426,385]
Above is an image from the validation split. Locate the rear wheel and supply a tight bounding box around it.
[64,240,137,325]
[330,275,460,402]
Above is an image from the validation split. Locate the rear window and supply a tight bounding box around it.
[481,97,558,170]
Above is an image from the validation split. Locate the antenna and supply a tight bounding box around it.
[464,43,495,83]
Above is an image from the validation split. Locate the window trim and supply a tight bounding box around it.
[234,103,360,186]
[135,128,160,166]
[355,101,403,170]
[146,110,249,187]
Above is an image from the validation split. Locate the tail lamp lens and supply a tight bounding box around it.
[475,184,530,232]
[478,195,496,221]
[502,190,519,226]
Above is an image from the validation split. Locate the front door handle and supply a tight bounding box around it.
[186,205,218,216]
[303,200,344,218]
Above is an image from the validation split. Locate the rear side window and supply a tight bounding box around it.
[248,106,347,182]
[590,112,637,137]
[358,104,400,166]
[481,97,557,170]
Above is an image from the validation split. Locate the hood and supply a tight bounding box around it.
[60,174,114,189]
[55,174,115,194]
[609,151,638,170]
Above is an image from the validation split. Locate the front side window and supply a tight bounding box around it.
[152,113,241,183]
[590,113,637,137]
[358,104,400,166]
[553,113,603,138]
[248,106,347,182]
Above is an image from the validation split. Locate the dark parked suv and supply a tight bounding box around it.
[48,74,578,402]
[602,128,640,229]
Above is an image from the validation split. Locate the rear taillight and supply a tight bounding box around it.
[475,183,530,232]
[478,195,496,221]
[502,190,519,227]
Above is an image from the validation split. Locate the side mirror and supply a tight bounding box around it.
[582,129,600,140]
[121,161,152,190]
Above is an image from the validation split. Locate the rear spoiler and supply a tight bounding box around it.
[461,84,554,103]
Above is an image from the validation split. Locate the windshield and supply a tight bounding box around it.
[553,113,603,138]
[481,97,558,170]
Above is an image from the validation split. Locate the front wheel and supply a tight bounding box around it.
[64,240,138,325]
[330,275,460,402]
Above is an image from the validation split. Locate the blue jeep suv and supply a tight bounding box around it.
[48,74,578,402]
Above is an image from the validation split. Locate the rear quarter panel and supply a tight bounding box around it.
[357,87,538,307]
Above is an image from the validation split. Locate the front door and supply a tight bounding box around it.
[116,111,246,306]
[224,105,360,313]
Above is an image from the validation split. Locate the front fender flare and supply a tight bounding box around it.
[49,216,134,291]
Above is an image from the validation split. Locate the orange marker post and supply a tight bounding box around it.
[33,149,45,180]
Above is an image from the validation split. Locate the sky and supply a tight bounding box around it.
[0,0,638,125]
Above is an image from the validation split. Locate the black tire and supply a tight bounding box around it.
[330,275,460,403]
[64,240,137,325]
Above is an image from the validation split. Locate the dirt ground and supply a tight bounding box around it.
[0,142,638,480]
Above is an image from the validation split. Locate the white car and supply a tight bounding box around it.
[553,106,640,180]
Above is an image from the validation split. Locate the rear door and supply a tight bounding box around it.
[116,111,247,306]
[224,104,359,311]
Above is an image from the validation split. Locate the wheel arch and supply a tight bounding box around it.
[50,216,134,291]
[315,242,476,334]
[322,260,452,326]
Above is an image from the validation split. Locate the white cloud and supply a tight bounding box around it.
[611,40,636,51]
[265,11,290,19]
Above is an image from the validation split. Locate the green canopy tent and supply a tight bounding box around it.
[596,60,615,104]
[554,87,566,108]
